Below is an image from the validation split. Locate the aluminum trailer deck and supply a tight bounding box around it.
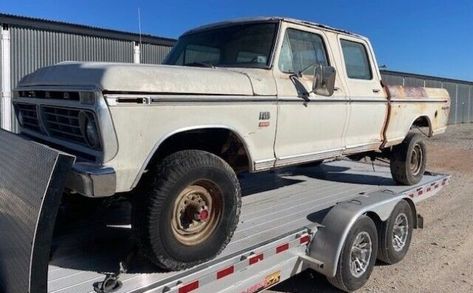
[47,160,449,293]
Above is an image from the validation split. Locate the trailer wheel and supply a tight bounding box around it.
[377,200,414,264]
[390,133,427,185]
[132,150,241,270]
[327,216,378,292]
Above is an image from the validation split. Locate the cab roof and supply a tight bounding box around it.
[182,16,365,39]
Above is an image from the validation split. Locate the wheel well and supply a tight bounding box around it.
[146,128,251,175]
[365,211,382,228]
[366,198,418,232]
[412,116,432,136]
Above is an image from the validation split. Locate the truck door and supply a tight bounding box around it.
[273,27,348,167]
[338,36,387,153]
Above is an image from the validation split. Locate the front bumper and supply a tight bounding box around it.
[66,163,116,197]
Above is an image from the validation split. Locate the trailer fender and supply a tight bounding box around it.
[307,191,414,278]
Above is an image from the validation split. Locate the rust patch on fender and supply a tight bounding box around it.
[387,85,428,98]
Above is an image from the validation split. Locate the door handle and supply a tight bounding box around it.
[372,89,381,93]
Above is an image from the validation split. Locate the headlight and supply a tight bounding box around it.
[80,112,100,149]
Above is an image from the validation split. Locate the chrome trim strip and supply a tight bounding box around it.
[275,148,344,167]
[275,142,382,167]
[390,98,448,103]
[105,94,448,105]
[254,158,276,171]
[278,147,344,161]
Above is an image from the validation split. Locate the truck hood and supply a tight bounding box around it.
[17,62,276,96]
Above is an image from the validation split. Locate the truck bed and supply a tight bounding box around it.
[47,160,446,293]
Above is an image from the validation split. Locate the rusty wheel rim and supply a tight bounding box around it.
[171,180,223,246]
[409,144,423,176]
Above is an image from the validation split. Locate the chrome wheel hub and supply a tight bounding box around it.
[350,231,372,278]
[392,213,409,252]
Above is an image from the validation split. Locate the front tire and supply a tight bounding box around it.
[390,133,427,185]
[132,150,241,270]
[327,216,378,292]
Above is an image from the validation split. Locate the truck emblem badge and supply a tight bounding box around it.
[259,112,270,120]
[258,112,271,127]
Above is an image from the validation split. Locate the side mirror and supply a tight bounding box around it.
[312,65,336,96]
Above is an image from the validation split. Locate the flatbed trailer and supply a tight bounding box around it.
[46,160,449,293]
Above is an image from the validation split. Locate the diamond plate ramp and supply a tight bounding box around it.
[0,130,74,293]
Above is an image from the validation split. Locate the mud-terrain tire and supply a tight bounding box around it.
[377,200,414,264]
[132,150,241,270]
[327,216,378,292]
[390,133,427,185]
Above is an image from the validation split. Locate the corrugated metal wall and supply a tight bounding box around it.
[10,27,135,90]
[140,43,172,64]
[381,71,473,125]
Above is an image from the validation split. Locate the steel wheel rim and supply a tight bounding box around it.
[350,231,372,278]
[392,213,409,252]
[410,144,423,176]
[171,180,223,246]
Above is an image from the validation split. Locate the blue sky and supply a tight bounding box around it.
[1,0,472,81]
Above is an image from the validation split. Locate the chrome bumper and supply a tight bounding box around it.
[66,163,116,197]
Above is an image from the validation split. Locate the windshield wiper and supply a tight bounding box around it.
[184,62,215,68]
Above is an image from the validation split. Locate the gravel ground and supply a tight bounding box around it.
[270,124,473,293]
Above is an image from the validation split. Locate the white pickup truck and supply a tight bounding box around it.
[12,17,449,271]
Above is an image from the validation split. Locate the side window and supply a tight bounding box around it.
[278,29,328,75]
[340,40,372,80]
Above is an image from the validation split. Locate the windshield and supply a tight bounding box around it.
[164,23,278,68]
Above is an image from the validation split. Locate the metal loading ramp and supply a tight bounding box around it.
[47,160,448,293]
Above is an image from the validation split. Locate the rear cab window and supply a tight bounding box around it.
[340,39,372,80]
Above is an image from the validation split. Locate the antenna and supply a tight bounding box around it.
[138,7,142,45]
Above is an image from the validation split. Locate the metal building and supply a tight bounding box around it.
[0,13,175,131]
[381,70,473,125]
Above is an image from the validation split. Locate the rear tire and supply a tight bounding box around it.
[390,133,427,185]
[327,216,378,292]
[377,200,414,264]
[132,150,241,270]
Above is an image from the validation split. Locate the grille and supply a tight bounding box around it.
[16,104,42,132]
[18,90,80,101]
[43,107,87,145]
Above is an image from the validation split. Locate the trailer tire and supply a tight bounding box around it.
[390,133,427,185]
[327,216,378,292]
[132,150,241,270]
[377,200,414,264]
